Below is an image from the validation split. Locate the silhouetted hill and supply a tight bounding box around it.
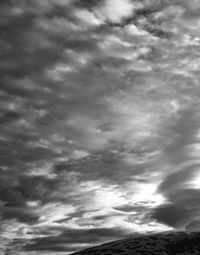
[71,231,200,255]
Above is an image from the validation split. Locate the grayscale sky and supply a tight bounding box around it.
[1,0,200,254]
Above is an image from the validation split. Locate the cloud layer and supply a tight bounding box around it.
[1,0,200,254]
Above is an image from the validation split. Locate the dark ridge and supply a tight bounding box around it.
[71,231,200,255]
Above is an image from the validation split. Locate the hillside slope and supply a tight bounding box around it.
[71,232,200,255]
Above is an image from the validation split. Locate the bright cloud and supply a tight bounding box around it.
[94,0,135,23]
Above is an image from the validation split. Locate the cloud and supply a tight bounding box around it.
[152,189,200,229]
[73,9,102,27]
[94,0,135,23]
[1,206,39,224]
[113,204,147,213]
[23,227,130,253]
[153,111,199,229]
[186,220,200,231]
[151,109,200,230]
[1,0,200,253]
[151,204,189,228]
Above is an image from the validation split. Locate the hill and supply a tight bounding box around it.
[71,231,200,255]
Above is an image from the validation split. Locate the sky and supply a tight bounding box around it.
[1,0,200,254]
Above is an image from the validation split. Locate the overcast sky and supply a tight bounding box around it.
[1,0,200,254]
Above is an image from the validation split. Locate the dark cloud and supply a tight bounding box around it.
[169,189,200,206]
[74,0,104,9]
[0,187,24,206]
[151,204,190,228]
[152,188,200,229]
[17,175,58,201]
[158,165,198,194]
[151,109,200,230]
[113,204,146,213]
[186,220,200,231]
[24,227,130,253]
[53,151,143,184]
[1,206,39,223]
